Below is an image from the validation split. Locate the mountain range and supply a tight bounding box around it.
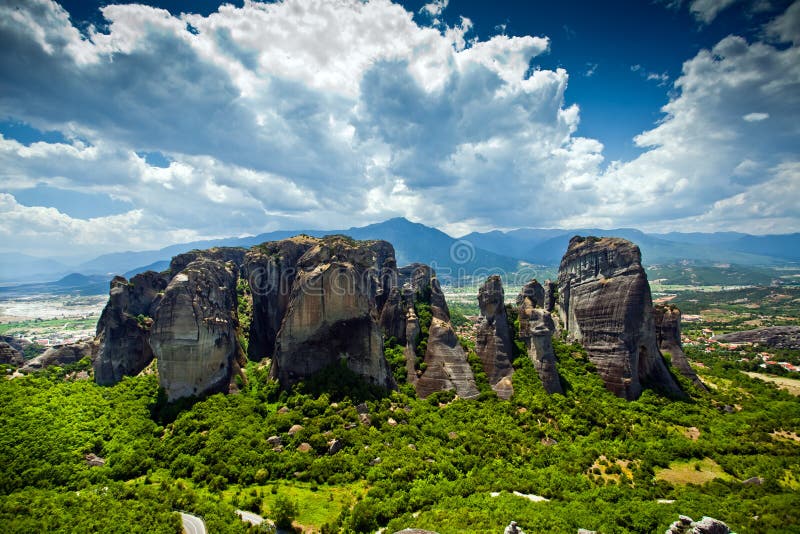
[1,217,798,284]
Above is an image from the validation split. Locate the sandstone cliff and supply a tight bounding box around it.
[557,236,681,400]
[716,326,800,350]
[270,236,395,389]
[475,275,515,399]
[654,304,708,391]
[94,271,168,385]
[517,281,563,395]
[150,258,242,400]
[23,341,96,371]
[244,237,316,361]
[0,341,23,366]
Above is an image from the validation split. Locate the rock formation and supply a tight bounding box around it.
[557,236,681,400]
[94,271,168,385]
[654,304,708,391]
[270,236,395,390]
[0,341,23,366]
[716,326,800,350]
[517,284,563,394]
[543,279,557,313]
[516,279,545,308]
[666,515,730,534]
[90,234,478,401]
[475,275,515,399]
[150,258,242,401]
[414,275,480,399]
[244,237,316,361]
[22,341,96,371]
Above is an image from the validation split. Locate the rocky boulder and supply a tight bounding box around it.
[94,271,168,385]
[22,341,96,371]
[475,275,515,399]
[168,247,246,277]
[150,258,241,400]
[654,304,708,391]
[516,279,545,308]
[517,286,562,395]
[271,236,395,390]
[557,236,681,400]
[666,515,731,534]
[0,341,23,366]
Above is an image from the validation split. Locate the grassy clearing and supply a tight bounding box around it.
[0,317,97,335]
[224,480,368,529]
[742,372,800,396]
[654,458,733,485]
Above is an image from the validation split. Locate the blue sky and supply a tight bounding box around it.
[0,0,798,257]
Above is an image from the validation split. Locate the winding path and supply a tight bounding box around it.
[180,512,207,534]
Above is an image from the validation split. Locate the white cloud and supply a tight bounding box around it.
[743,112,770,121]
[689,0,740,23]
[766,0,800,44]
[0,0,798,261]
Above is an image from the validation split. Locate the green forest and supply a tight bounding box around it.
[1,336,799,533]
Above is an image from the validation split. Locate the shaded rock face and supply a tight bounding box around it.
[517,286,562,395]
[94,271,168,385]
[271,237,395,390]
[557,236,681,400]
[151,258,241,401]
[654,305,708,391]
[0,341,23,366]
[475,275,515,399]
[543,279,557,312]
[415,276,479,399]
[516,279,545,308]
[169,247,246,277]
[244,237,317,361]
[23,341,96,371]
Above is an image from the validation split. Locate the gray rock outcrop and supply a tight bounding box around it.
[270,236,395,390]
[654,304,708,391]
[0,341,23,366]
[244,237,316,361]
[666,515,730,534]
[557,236,681,400]
[517,285,562,394]
[151,258,242,400]
[22,341,96,371]
[516,279,545,308]
[716,326,800,350]
[415,276,479,399]
[94,271,167,385]
[475,275,515,399]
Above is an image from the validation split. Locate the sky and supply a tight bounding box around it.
[0,0,798,259]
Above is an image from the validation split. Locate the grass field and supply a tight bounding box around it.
[0,317,98,336]
[654,458,733,485]
[742,372,800,396]
[223,480,368,530]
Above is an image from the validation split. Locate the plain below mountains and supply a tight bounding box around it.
[1,218,798,284]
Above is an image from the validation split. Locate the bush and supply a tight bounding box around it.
[271,494,298,529]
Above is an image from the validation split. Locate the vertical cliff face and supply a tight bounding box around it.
[270,237,395,390]
[415,276,480,399]
[94,271,168,385]
[517,282,563,395]
[475,275,515,399]
[244,237,316,361]
[654,304,708,391]
[150,258,241,401]
[557,236,681,400]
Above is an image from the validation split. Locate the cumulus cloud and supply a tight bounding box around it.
[0,0,798,259]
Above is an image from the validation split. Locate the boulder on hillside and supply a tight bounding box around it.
[0,341,23,366]
[22,341,96,371]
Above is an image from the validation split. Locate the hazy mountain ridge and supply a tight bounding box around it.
[2,218,797,284]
